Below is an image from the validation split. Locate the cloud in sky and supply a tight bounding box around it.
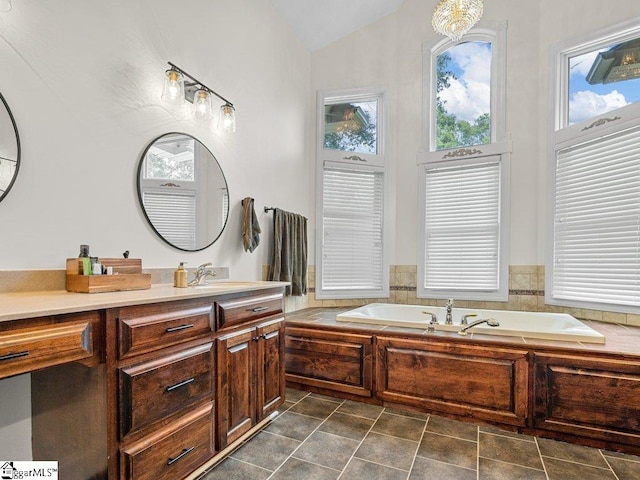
[569,90,628,125]
[438,42,491,123]
[569,51,601,77]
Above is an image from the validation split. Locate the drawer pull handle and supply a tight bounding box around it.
[167,446,195,466]
[165,324,194,333]
[0,351,29,362]
[251,306,269,313]
[165,377,195,392]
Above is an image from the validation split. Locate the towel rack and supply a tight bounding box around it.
[264,206,276,212]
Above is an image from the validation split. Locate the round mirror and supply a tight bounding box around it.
[0,91,20,203]
[137,132,229,251]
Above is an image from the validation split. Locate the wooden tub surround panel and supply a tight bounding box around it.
[376,336,529,426]
[284,310,640,456]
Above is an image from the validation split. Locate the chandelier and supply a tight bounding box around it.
[432,0,484,42]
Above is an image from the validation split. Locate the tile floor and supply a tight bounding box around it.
[200,389,640,480]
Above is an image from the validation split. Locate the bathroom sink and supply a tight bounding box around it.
[193,281,263,288]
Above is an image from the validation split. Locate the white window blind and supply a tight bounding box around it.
[423,160,501,291]
[321,165,384,291]
[553,126,640,308]
[142,190,196,250]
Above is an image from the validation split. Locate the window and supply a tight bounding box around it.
[418,24,509,301]
[316,89,388,299]
[140,134,198,250]
[548,18,640,313]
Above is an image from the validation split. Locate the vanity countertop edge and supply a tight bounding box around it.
[0,281,290,323]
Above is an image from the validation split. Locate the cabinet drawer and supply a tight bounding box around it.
[216,293,283,331]
[119,343,214,437]
[0,314,95,379]
[118,301,214,359]
[120,402,215,480]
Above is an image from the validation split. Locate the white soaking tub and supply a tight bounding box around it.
[336,303,605,344]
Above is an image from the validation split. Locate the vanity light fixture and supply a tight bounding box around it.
[432,0,483,42]
[161,62,236,133]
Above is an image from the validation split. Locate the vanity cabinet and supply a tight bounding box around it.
[533,352,640,449]
[109,298,217,480]
[216,293,285,449]
[0,310,101,379]
[376,336,530,426]
[285,326,374,398]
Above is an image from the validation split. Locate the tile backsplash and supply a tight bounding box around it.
[274,265,640,327]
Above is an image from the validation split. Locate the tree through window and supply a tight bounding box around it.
[435,41,492,150]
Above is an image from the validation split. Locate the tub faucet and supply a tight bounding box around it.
[461,313,478,325]
[422,311,438,324]
[458,318,500,336]
[188,263,217,286]
[445,298,454,325]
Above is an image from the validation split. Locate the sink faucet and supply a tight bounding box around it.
[458,318,500,336]
[445,298,454,325]
[188,263,217,286]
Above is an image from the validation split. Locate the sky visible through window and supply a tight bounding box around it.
[568,42,640,126]
[436,41,491,150]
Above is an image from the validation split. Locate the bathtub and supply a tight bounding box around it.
[336,303,605,344]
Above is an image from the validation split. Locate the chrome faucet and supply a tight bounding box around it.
[188,263,217,286]
[445,298,454,325]
[422,311,438,324]
[461,313,478,325]
[458,318,500,336]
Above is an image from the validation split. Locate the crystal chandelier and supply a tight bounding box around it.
[432,0,484,42]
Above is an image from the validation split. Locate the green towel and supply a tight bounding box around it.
[268,208,307,296]
[242,197,261,253]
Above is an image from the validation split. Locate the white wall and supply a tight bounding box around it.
[311,0,640,266]
[0,0,312,280]
[0,0,311,458]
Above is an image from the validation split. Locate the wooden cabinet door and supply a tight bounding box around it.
[256,318,285,421]
[534,352,640,446]
[285,327,374,397]
[216,327,257,449]
[376,336,530,426]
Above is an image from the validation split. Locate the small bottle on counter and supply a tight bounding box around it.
[91,257,102,275]
[174,262,188,288]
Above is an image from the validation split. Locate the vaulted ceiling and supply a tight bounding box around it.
[269,0,406,51]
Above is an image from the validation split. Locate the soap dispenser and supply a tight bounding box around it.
[174,262,188,288]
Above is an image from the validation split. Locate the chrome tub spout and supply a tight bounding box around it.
[458,318,500,336]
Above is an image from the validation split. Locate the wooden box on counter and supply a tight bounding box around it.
[66,258,151,293]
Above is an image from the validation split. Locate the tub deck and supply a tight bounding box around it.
[336,303,606,344]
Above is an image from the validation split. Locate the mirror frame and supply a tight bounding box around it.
[0,90,21,204]
[136,132,230,252]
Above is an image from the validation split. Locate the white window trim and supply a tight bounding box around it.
[315,87,390,299]
[419,21,507,158]
[417,149,510,301]
[546,16,640,314]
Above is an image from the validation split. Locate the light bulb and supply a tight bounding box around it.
[218,103,236,133]
[193,89,212,121]
[161,69,185,105]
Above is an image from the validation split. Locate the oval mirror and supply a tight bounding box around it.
[137,132,229,251]
[0,91,20,203]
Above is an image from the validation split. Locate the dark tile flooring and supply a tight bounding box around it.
[200,389,640,480]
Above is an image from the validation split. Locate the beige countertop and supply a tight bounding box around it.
[0,281,290,323]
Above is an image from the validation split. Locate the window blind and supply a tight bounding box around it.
[321,166,384,291]
[553,126,640,307]
[143,190,196,250]
[423,160,501,291]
